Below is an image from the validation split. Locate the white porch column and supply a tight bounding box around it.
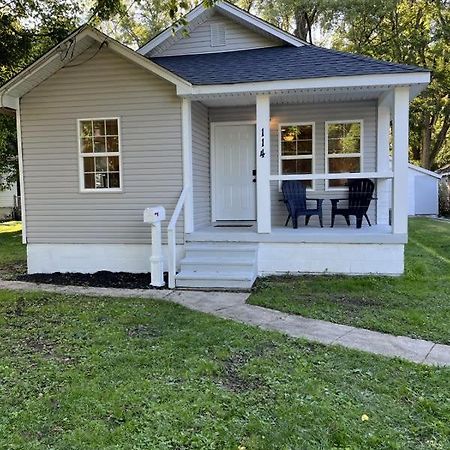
[391,87,410,235]
[182,98,194,234]
[256,95,271,233]
[376,100,391,225]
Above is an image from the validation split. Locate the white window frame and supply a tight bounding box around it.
[77,117,123,193]
[325,119,363,191]
[278,122,315,191]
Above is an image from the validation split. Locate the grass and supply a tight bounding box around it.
[249,218,450,344]
[0,221,26,278]
[0,289,449,449]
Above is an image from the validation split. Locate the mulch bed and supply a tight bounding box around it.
[16,271,168,290]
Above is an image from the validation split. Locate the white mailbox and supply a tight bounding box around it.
[143,206,166,223]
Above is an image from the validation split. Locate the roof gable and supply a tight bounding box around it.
[138,0,306,57]
[0,26,191,109]
[150,11,282,57]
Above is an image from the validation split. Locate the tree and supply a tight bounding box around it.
[251,0,329,43]
[331,0,450,169]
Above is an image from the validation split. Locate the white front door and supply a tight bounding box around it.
[212,123,256,221]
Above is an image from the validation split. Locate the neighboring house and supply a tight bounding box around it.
[387,162,441,216]
[0,179,17,220]
[0,1,430,288]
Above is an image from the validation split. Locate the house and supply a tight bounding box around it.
[387,162,441,216]
[0,179,18,220]
[0,1,430,288]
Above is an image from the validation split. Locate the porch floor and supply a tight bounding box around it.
[188,222,407,244]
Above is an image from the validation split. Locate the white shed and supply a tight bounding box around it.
[389,162,440,216]
[0,180,18,220]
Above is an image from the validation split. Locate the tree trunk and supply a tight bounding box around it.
[431,116,450,168]
[420,112,432,169]
[293,7,317,43]
[294,10,309,41]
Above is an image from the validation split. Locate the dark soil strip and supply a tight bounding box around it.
[16,271,168,290]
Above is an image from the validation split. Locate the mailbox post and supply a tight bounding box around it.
[143,206,166,287]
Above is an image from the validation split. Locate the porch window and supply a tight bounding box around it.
[78,118,122,191]
[326,120,362,189]
[279,123,314,189]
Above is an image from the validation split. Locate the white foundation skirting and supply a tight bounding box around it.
[27,244,185,274]
[27,242,404,276]
[257,243,404,275]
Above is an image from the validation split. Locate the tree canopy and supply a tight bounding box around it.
[0,0,449,190]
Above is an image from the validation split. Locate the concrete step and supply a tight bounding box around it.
[180,256,256,273]
[175,270,256,289]
[175,242,258,289]
[184,242,257,259]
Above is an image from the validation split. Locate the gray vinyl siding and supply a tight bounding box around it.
[20,47,184,244]
[192,101,210,227]
[209,101,377,227]
[154,13,280,57]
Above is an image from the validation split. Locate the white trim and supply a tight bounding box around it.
[168,187,189,288]
[278,122,315,192]
[16,99,27,243]
[376,103,391,225]
[0,93,18,110]
[182,98,194,233]
[137,0,305,56]
[392,86,410,234]
[210,120,256,222]
[177,72,431,97]
[325,119,364,191]
[256,94,271,233]
[77,117,123,193]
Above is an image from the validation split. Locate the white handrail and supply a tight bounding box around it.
[167,187,189,289]
[269,171,394,181]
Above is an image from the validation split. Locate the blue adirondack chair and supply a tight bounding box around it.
[282,180,324,228]
[331,178,375,229]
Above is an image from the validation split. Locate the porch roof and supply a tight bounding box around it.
[151,45,428,86]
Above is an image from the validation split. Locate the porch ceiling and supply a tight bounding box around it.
[195,85,389,107]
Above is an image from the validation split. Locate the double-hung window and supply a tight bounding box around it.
[79,118,122,191]
[279,123,314,189]
[326,120,362,189]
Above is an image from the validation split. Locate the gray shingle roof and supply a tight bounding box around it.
[150,45,428,85]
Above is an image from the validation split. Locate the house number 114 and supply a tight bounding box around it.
[260,127,265,158]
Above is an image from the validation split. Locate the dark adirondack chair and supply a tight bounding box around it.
[282,180,324,228]
[331,178,375,229]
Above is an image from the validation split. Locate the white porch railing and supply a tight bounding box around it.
[167,186,190,289]
[269,171,394,181]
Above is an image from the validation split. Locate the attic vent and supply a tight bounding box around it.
[210,23,226,47]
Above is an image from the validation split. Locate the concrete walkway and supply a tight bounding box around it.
[1,279,449,367]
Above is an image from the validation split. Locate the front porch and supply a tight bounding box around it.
[184,84,411,237]
[167,82,417,288]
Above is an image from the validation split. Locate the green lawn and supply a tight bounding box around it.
[0,221,26,278]
[249,218,450,344]
[0,289,449,449]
